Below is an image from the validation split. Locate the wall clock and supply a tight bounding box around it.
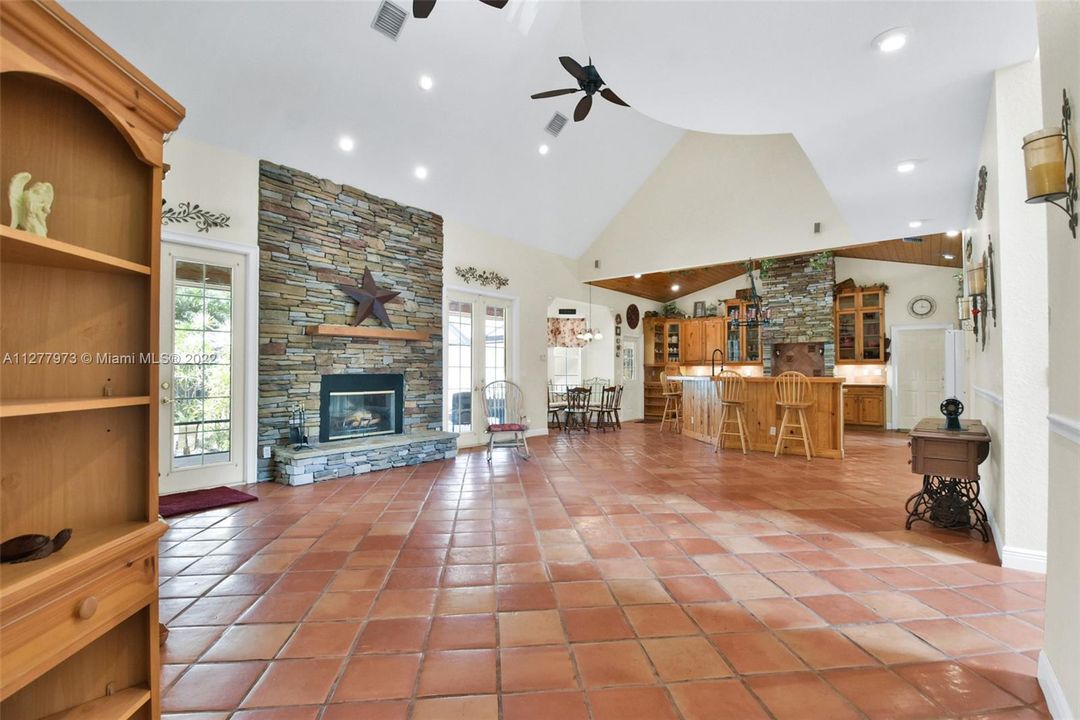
[625,304,640,330]
[907,295,937,318]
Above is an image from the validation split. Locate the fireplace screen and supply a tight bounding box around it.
[325,390,397,440]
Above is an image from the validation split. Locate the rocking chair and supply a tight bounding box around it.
[480,380,530,462]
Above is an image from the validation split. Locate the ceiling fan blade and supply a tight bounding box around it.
[559,56,588,83]
[413,0,436,17]
[574,94,593,122]
[600,87,629,107]
[531,88,580,99]
[478,0,509,7]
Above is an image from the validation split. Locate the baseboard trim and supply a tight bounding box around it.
[982,500,1006,568]
[980,499,1047,573]
[1038,650,1075,719]
[973,385,1004,407]
[1000,545,1047,574]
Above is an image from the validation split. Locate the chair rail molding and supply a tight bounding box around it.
[1048,412,1080,445]
[973,385,1004,407]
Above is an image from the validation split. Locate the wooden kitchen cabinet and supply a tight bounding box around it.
[835,286,886,364]
[681,319,704,363]
[845,385,886,427]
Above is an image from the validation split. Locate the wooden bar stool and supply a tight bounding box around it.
[713,371,748,454]
[774,371,816,460]
[659,370,682,433]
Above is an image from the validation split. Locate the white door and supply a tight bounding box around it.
[445,291,512,447]
[160,243,246,493]
[620,335,644,421]
[894,328,947,430]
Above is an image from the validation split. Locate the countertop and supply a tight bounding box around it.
[669,375,845,383]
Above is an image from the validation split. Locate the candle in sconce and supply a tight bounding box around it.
[1022,127,1068,203]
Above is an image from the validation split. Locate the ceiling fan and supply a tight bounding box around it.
[530,56,629,122]
[413,0,507,19]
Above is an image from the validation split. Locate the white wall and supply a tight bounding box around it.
[163,135,259,247]
[964,56,1050,570]
[1035,2,1080,717]
[443,219,658,439]
[579,131,855,282]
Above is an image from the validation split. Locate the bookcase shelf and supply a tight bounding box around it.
[0,227,151,276]
[0,396,150,418]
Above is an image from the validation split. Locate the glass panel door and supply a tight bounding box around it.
[446,299,473,435]
[445,291,513,447]
[837,311,857,361]
[172,261,233,468]
[861,311,882,361]
[160,241,246,494]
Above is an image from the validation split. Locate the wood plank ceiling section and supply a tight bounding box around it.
[589,234,963,303]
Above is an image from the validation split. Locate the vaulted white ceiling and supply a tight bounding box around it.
[580,1,1038,244]
[65,0,1037,259]
[63,0,684,258]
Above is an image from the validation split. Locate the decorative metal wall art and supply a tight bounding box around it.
[987,238,997,327]
[975,166,988,220]
[338,267,401,327]
[162,199,231,233]
[454,265,509,289]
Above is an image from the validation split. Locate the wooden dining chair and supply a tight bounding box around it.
[547,383,565,430]
[774,371,815,460]
[593,386,619,431]
[713,371,749,454]
[564,387,592,433]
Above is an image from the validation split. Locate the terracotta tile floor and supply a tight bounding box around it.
[159,427,1049,719]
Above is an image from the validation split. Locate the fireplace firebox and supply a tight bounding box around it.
[319,374,404,443]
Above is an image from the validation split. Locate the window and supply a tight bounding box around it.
[549,346,582,389]
[622,343,637,381]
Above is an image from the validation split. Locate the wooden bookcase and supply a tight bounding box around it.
[835,286,886,364]
[0,2,184,718]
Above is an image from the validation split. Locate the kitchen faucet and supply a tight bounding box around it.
[711,348,725,376]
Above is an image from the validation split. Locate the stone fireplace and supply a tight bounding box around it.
[257,160,452,483]
[760,253,836,376]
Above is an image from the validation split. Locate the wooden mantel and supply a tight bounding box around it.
[304,324,432,341]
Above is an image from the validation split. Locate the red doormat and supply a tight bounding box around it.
[160,487,257,518]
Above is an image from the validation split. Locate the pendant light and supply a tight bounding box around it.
[576,284,604,342]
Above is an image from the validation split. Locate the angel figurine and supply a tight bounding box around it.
[8,171,54,237]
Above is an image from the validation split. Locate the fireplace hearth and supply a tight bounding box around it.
[319,374,404,443]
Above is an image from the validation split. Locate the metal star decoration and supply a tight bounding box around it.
[338,268,401,328]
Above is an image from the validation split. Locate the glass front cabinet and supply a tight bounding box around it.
[835,286,886,364]
[721,299,763,364]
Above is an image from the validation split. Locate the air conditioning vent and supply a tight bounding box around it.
[372,0,408,40]
[902,236,924,243]
[557,308,578,316]
[545,112,568,137]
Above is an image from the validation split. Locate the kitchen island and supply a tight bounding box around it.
[672,375,845,459]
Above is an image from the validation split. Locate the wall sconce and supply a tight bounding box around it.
[1022,89,1077,238]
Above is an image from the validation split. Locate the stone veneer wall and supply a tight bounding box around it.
[760,253,836,375]
[257,160,443,482]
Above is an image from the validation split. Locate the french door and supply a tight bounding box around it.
[445,290,512,447]
[159,241,246,492]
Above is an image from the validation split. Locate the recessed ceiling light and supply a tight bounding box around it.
[671,284,680,292]
[945,229,960,237]
[896,161,917,173]
[414,165,428,180]
[633,273,642,279]
[909,220,923,229]
[942,253,956,260]
[418,74,434,91]
[874,27,909,54]
[538,144,550,155]
[338,135,355,153]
